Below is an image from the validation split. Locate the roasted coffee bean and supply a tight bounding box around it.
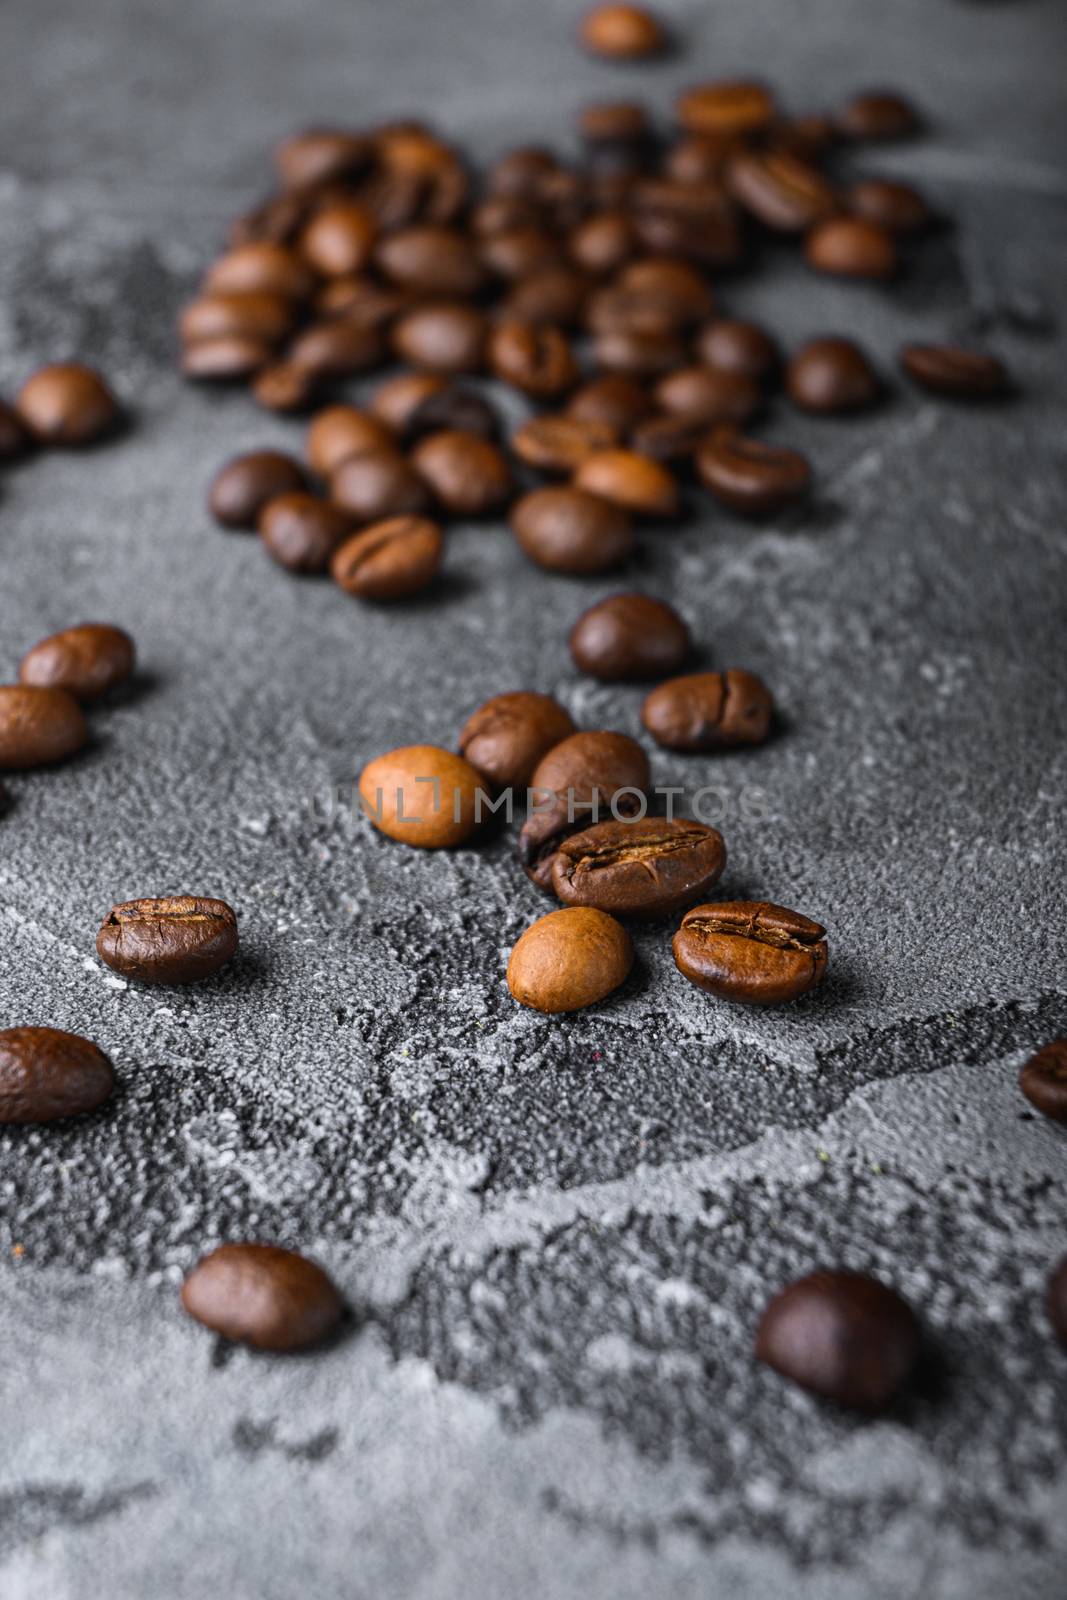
[181,335,273,381]
[501,266,592,328]
[771,112,838,162]
[642,669,773,751]
[756,1270,922,1411]
[1018,1040,1067,1125]
[511,486,635,575]
[520,729,650,889]
[306,406,396,477]
[552,817,726,919]
[489,322,578,398]
[0,685,88,769]
[392,303,487,372]
[480,225,564,281]
[900,343,1007,399]
[314,273,410,324]
[208,450,307,530]
[665,132,738,185]
[251,361,321,414]
[579,4,668,59]
[329,447,432,522]
[653,365,762,425]
[629,413,710,464]
[676,81,777,138]
[569,593,689,681]
[786,337,881,414]
[507,907,633,1013]
[376,225,486,297]
[673,900,827,1005]
[727,149,839,232]
[410,430,512,516]
[471,195,542,236]
[696,429,811,515]
[274,128,372,189]
[0,399,35,460]
[204,241,317,300]
[97,896,239,985]
[567,373,652,433]
[403,386,499,444]
[180,291,295,347]
[229,190,310,248]
[370,372,449,431]
[617,258,714,324]
[835,90,921,142]
[574,448,680,517]
[181,1243,343,1352]
[511,415,619,474]
[0,1026,116,1125]
[259,493,353,574]
[1049,1257,1067,1348]
[331,516,443,600]
[696,319,779,383]
[358,744,484,848]
[15,364,119,447]
[286,316,385,377]
[569,211,639,276]
[299,203,377,277]
[579,100,652,144]
[805,216,898,280]
[592,326,688,378]
[458,691,576,792]
[19,624,135,703]
[848,178,931,234]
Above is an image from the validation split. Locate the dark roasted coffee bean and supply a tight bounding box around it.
[369,372,449,432]
[410,430,513,516]
[486,146,564,201]
[299,203,377,277]
[630,413,710,464]
[586,285,687,340]
[501,266,592,328]
[180,291,295,347]
[805,216,898,279]
[489,322,578,398]
[552,816,724,921]
[204,242,317,300]
[458,691,576,792]
[471,195,542,236]
[900,343,1007,399]
[251,361,321,414]
[592,326,688,378]
[274,128,372,189]
[756,1270,922,1411]
[0,1026,116,1125]
[306,406,396,477]
[392,303,487,372]
[673,900,827,1004]
[579,4,668,59]
[286,316,385,377]
[1018,1040,1067,1125]
[574,448,680,517]
[642,669,773,750]
[567,373,652,433]
[96,896,239,985]
[15,364,120,447]
[697,428,812,515]
[769,113,838,162]
[617,258,714,324]
[258,493,352,574]
[358,744,484,848]
[508,906,633,1013]
[19,624,135,703]
[579,101,652,144]
[835,90,921,141]
[0,399,34,460]
[480,225,564,281]
[403,386,499,444]
[511,486,635,575]
[787,337,881,414]
[181,335,273,382]
[848,178,932,234]
[0,685,88,769]
[727,149,839,232]
[1049,1257,1067,1348]
[520,730,650,889]
[314,274,410,325]
[181,1243,343,1352]
[696,319,779,383]
[209,450,307,530]
[511,415,619,474]
[331,516,443,601]
[653,365,762,425]
[569,593,689,681]
[376,225,487,297]
[676,81,776,137]
[329,447,432,521]
[229,190,310,248]
[665,132,738,184]
[569,212,639,276]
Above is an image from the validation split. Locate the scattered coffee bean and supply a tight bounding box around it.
[629,412,710,463]
[329,446,432,521]
[0,685,88,770]
[579,4,668,60]
[674,900,828,1004]
[574,448,680,517]
[489,321,578,398]
[1049,1257,1067,1348]
[727,149,840,232]
[370,372,449,431]
[592,325,688,377]
[787,337,881,413]
[180,291,295,347]
[0,400,34,460]
[15,363,120,447]
[181,335,273,381]
[511,486,635,575]
[19,624,135,703]
[511,415,619,474]
[259,494,353,574]
[97,896,239,985]
[458,691,576,792]
[697,428,812,515]
[848,177,931,233]
[1018,1039,1067,1125]
[756,1270,922,1411]
[642,669,773,750]
[403,385,499,443]
[676,81,777,138]
[507,906,633,1013]
[653,365,762,425]
[358,744,484,848]
[0,1026,116,1125]
[900,343,1007,399]
[331,516,443,601]
[204,241,317,300]
[569,593,689,681]
[209,450,307,530]
[695,319,779,383]
[392,302,488,372]
[181,1243,343,1352]
[836,90,921,142]
[520,729,650,889]
[410,429,513,516]
[300,202,377,277]
[567,373,652,433]
[306,406,396,477]
[805,216,898,279]
[552,816,726,919]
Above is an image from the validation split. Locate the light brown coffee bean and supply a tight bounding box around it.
[358,745,484,848]
[579,5,668,60]
[458,691,576,792]
[511,415,619,474]
[209,450,307,530]
[306,406,396,477]
[181,1243,343,1351]
[15,364,120,447]
[299,203,377,277]
[251,362,321,414]
[97,896,239,985]
[673,900,828,1004]
[642,669,773,750]
[0,1026,116,1125]
[805,217,898,279]
[507,906,633,1012]
[676,81,777,138]
[258,494,353,574]
[551,817,726,919]
[0,685,88,769]
[19,624,135,703]
[392,303,487,372]
[511,486,635,575]
[204,242,317,300]
[410,430,513,516]
[574,449,680,517]
[331,516,443,601]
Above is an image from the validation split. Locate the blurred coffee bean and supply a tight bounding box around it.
[181,1243,343,1352]
[848,177,932,233]
[259,493,353,574]
[787,337,881,413]
[15,364,120,447]
[489,322,579,398]
[331,516,443,601]
[567,373,652,433]
[511,415,619,474]
[511,486,635,575]
[695,319,779,383]
[805,216,898,279]
[205,242,317,300]
[835,90,921,141]
[675,81,777,138]
[654,365,762,425]
[392,303,487,372]
[0,685,88,769]
[1018,1040,1067,1125]
[900,344,1007,398]
[19,624,135,703]
[756,1270,922,1410]
[411,430,513,516]
[696,429,812,515]
[579,5,668,59]
[0,1027,116,1126]
[569,592,689,680]
[209,450,307,530]
[727,149,840,232]
[329,447,432,521]
[574,448,680,517]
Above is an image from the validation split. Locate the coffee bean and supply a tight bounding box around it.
[358,745,484,848]
[501,266,592,328]
[569,212,639,276]
[180,291,295,347]
[392,303,487,372]
[592,326,688,378]
[756,1270,922,1411]
[665,132,737,184]
[458,691,576,792]
[848,178,932,234]
[489,321,578,399]
[771,113,838,163]
[631,184,744,274]
[410,430,513,516]
[617,258,714,324]
[299,202,377,277]
[209,450,307,530]
[900,343,1007,399]
[306,406,396,477]
[805,216,898,279]
[727,149,840,232]
[673,900,828,1004]
[653,366,762,425]
[696,429,812,516]
[329,447,432,522]
[511,415,619,474]
[579,5,668,59]
[96,896,239,985]
[520,729,650,889]
[574,449,680,517]
[1049,1257,1067,1348]
[552,817,726,919]
[314,274,410,324]
[579,101,652,144]
[511,486,635,575]
[630,413,710,463]
[251,361,321,414]
[274,128,372,190]
[181,1243,343,1352]
[0,1026,116,1125]
[507,906,633,1013]
[644,668,773,752]
[835,90,921,141]
[675,81,777,138]
[330,515,443,600]
[181,335,273,382]
[15,364,120,447]
[259,493,353,574]
[480,225,564,281]
[1018,1040,1067,1125]
[569,593,689,681]
[229,190,311,248]
[0,685,88,770]
[369,372,449,431]
[403,386,500,444]
[204,241,317,300]
[567,374,652,433]
[286,316,385,377]
[376,225,487,297]
[0,399,34,460]
[786,337,881,414]
[19,624,135,703]
[695,319,779,383]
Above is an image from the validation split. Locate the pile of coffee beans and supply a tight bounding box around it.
[0,623,137,782]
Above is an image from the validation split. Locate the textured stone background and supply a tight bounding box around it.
[1,0,1066,1595]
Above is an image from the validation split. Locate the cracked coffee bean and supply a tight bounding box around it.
[19,623,135,703]
[569,593,689,681]
[358,745,484,848]
[329,446,432,521]
[805,216,898,279]
[1049,1257,1067,1348]
[696,429,812,515]
[1018,1039,1067,1125]
[520,729,650,890]
[756,1269,922,1411]
[458,691,576,792]
[579,5,668,60]
[507,906,633,1013]
[551,816,726,919]
[331,516,443,601]
[15,363,120,447]
[209,450,307,530]
[900,344,1007,399]
[573,448,680,517]
[259,494,353,574]
[181,1243,343,1352]
[96,896,239,985]
[0,1026,116,1126]
[673,899,827,1004]
[787,337,881,414]
[642,669,773,751]
[511,486,635,575]
[410,429,513,516]
[306,406,396,477]
[0,685,88,770]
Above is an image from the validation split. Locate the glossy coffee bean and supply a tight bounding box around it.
[369,372,448,431]
[664,131,737,184]
[592,326,688,378]
[229,190,311,248]
[507,906,633,1013]
[501,266,592,328]
[358,745,484,848]
[97,896,239,985]
[1018,1040,1067,1125]
[551,817,726,920]
[512,415,619,474]
[204,242,317,300]
[458,691,576,793]
[676,81,777,138]
[392,303,487,372]
[617,258,714,324]
[1049,1257,1067,1348]
[403,386,499,444]
[181,335,273,382]
[181,1243,343,1352]
[567,374,652,433]
[209,450,307,530]
[900,344,1007,399]
[0,1026,116,1125]
[286,317,385,378]
[629,413,710,464]
[274,128,372,190]
[579,4,667,59]
[835,90,921,141]
[848,178,931,234]
[480,225,564,281]
[673,900,827,1005]
[0,400,34,460]
[696,429,812,515]
[376,225,486,297]
[410,430,513,516]
[805,217,898,280]
[579,100,652,144]
[511,486,634,575]
[259,494,352,574]
[180,291,295,347]
[756,1270,922,1411]
[0,685,88,770]
[727,149,839,232]
[306,407,396,477]
[19,624,135,703]
[642,669,773,751]
[489,322,578,398]
[569,593,689,681]
[653,366,762,425]
[695,319,779,383]
[251,362,321,414]
[15,364,120,447]
[520,730,650,889]
[329,447,432,522]
[569,212,638,276]
[314,274,409,324]
[787,337,881,414]
[330,516,443,601]
[574,449,680,518]
[299,203,377,278]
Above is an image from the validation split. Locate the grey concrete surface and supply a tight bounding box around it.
[1,0,1066,1595]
